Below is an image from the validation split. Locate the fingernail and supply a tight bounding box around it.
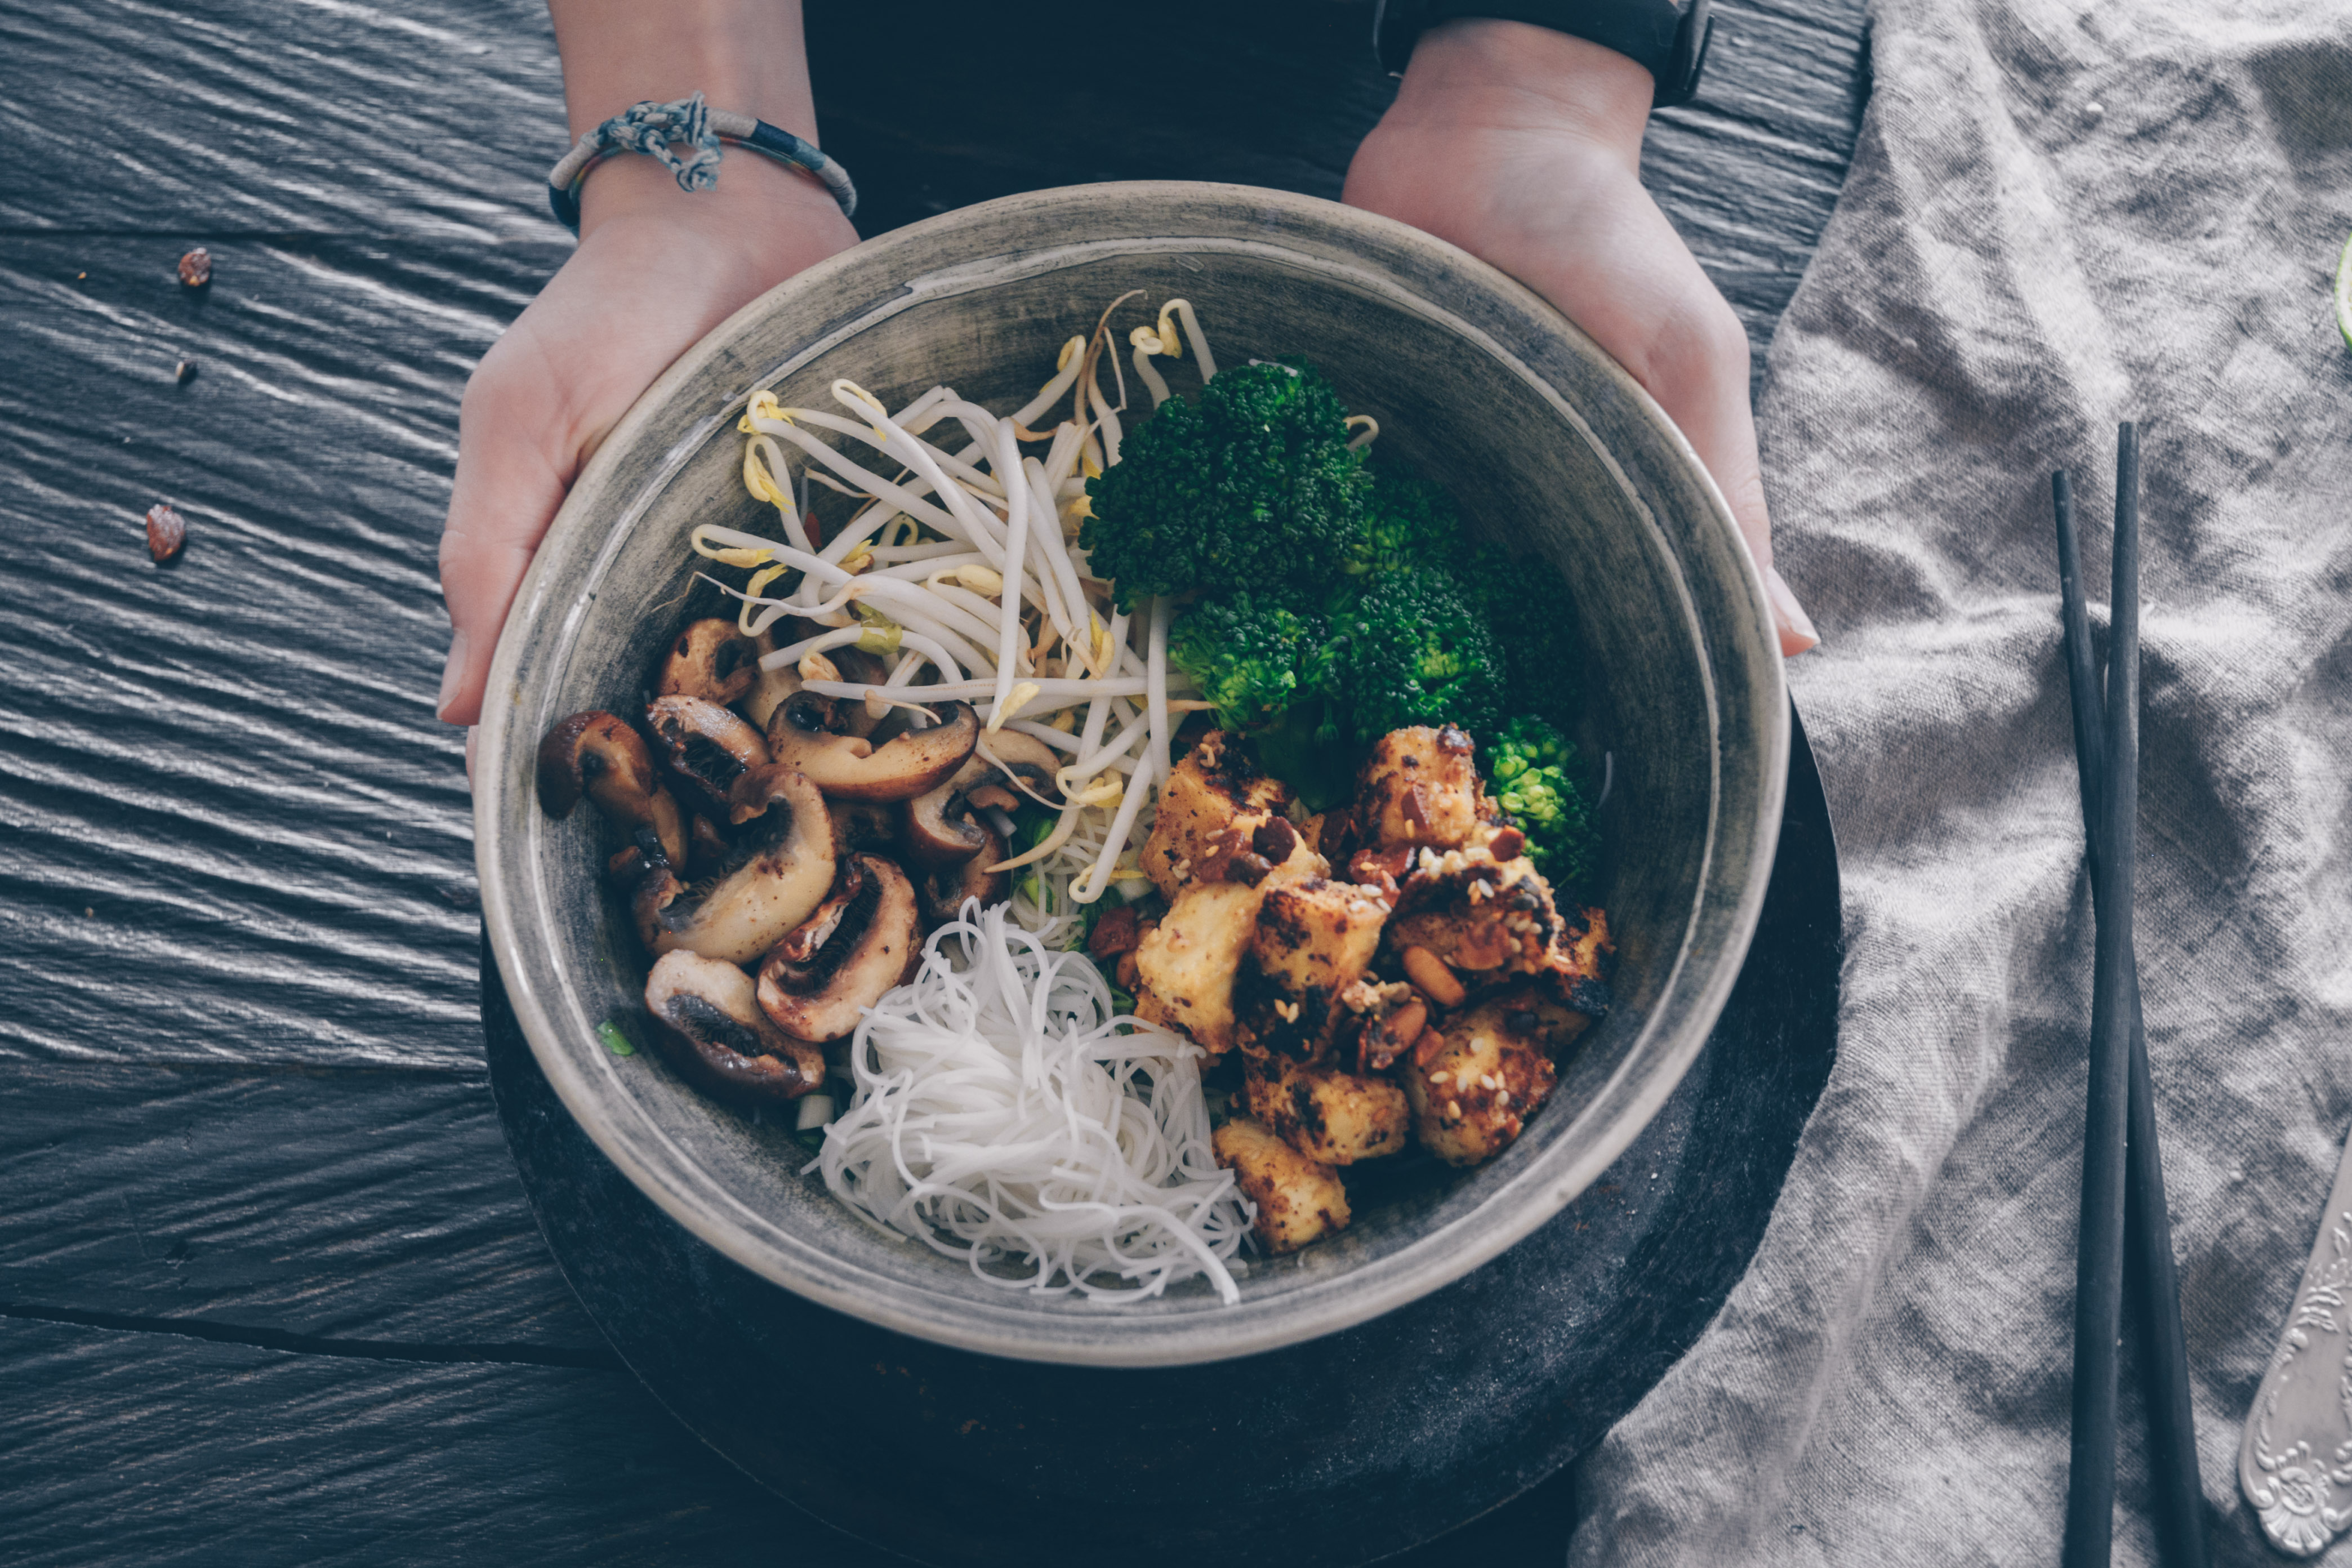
[1765,564,1820,653]
[436,629,469,719]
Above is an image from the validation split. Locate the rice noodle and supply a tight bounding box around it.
[817,899,1251,1303]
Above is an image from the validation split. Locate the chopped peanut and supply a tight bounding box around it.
[1401,944,1467,1008]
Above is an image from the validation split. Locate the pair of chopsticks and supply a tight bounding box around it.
[2054,426,2206,1568]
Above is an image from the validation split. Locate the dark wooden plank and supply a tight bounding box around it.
[0,1064,596,1351]
[0,233,514,1071]
[1645,0,1869,355]
[0,1,563,242]
[0,1318,868,1568]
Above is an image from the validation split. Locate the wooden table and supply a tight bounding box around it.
[0,2,1865,1560]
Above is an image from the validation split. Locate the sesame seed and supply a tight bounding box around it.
[1446,1099,1462,1120]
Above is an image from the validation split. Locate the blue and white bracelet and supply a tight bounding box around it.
[546,91,858,232]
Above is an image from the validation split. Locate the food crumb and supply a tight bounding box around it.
[144,502,188,563]
[177,247,212,287]
[174,358,197,385]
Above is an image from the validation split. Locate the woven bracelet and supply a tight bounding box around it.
[547,91,858,232]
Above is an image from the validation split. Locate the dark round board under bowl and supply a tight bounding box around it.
[483,703,1839,1567]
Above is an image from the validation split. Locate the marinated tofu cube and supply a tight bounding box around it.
[1134,880,1264,1053]
[1136,827,1329,1053]
[1554,905,1612,986]
[1213,1115,1351,1252]
[1388,844,1564,978]
[1245,1057,1409,1165]
[1357,725,1481,850]
[1234,877,1390,1057]
[1402,991,1561,1167]
[1141,730,1288,898]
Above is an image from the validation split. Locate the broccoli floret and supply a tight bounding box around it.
[1325,564,1505,744]
[1456,540,1585,734]
[1492,586,1585,733]
[1080,360,1369,608]
[1484,715,1598,885]
[1167,593,1328,733]
[1355,468,1463,576]
[1249,696,1356,813]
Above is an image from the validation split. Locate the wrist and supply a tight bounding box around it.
[1385,19,1652,166]
[551,0,817,139]
[574,149,849,249]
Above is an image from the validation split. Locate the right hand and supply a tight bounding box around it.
[1344,21,1818,657]
[436,161,858,728]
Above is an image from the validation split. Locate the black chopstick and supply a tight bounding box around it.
[2057,431,2203,1566]
[2055,461,2210,1566]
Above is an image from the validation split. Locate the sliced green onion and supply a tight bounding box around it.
[595,1021,636,1057]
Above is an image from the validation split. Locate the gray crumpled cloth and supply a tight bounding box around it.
[1571,1,2352,1562]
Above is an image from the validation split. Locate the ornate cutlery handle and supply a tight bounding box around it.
[2243,1127,2352,1555]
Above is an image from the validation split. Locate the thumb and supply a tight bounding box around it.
[436,338,572,726]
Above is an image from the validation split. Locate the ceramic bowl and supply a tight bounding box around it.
[475,182,1786,1367]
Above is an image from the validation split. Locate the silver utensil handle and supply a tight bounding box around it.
[2243,1126,2352,1554]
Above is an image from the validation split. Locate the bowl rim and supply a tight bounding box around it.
[476,180,1787,1367]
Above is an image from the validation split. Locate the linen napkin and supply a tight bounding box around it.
[1572,2,2352,1561]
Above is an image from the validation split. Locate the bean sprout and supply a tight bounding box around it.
[701,296,1226,921]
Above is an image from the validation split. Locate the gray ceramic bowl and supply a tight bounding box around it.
[475,181,1786,1368]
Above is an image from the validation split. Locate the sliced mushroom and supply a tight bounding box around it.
[685,813,732,880]
[767,692,978,802]
[905,783,989,866]
[644,950,825,1103]
[621,765,836,964]
[536,710,687,868]
[828,798,901,858]
[831,648,891,738]
[647,694,770,809]
[758,853,920,1042]
[610,836,685,945]
[918,832,1007,926]
[903,732,1063,867]
[658,618,760,705]
[742,629,803,729]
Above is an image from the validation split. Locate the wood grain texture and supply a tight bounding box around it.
[0,1065,598,1351]
[0,0,1866,1558]
[0,1319,841,1568]
[0,0,562,243]
[0,233,531,1072]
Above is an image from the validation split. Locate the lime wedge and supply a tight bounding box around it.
[2337,228,2352,350]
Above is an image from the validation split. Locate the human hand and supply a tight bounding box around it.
[1344,20,1818,656]
[435,163,857,727]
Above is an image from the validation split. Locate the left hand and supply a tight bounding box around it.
[1344,20,1817,657]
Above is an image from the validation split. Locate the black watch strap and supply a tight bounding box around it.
[1371,0,1715,108]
